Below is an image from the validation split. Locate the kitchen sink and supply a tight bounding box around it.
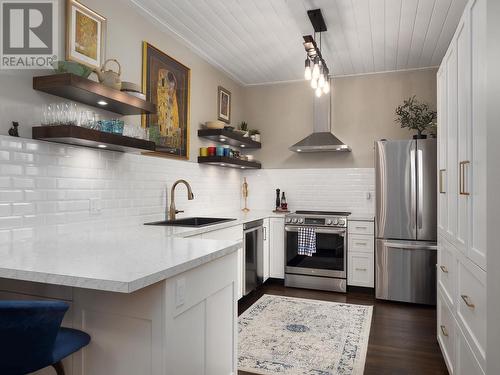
[144,217,236,228]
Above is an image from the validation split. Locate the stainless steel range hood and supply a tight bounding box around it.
[289,88,351,152]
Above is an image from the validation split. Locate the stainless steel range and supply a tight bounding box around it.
[284,210,350,293]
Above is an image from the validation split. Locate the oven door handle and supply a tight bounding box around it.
[285,226,346,235]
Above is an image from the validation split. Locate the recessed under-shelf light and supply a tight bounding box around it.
[97,100,108,106]
[241,144,246,148]
[219,138,226,142]
[241,166,245,169]
[297,149,302,152]
[97,144,107,148]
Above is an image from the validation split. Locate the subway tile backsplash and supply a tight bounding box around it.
[0,136,242,242]
[0,135,375,243]
[243,168,375,216]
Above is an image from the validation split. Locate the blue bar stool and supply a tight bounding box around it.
[0,300,91,375]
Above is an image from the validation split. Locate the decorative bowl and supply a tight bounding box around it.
[52,60,93,78]
[205,121,225,129]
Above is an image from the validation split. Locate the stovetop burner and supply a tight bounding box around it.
[294,210,351,216]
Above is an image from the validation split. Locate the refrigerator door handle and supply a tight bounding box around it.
[417,149,424,229]
[384,241,437,251]
[410,147,417,232]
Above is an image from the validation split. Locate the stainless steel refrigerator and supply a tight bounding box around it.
[375,139,437,305]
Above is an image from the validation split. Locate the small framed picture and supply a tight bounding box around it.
[66,0,106,70]
[217,86,231,124]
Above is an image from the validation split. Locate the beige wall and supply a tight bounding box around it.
[0,0,243,162]
[243,68,437,168]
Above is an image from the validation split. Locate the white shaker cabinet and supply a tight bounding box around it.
[347,221,375,288]
[437,0,487,373]
[200,225,244,299]
[437,0,487,271]
[269,217,285,279]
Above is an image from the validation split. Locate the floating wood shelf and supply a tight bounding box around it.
[32,125,156,153]
[198,156,261,169]
[33,74,156,115]
[198,129,261,149]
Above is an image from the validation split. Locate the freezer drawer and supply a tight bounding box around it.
[376,239,437,305]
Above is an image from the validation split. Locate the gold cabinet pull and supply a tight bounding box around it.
[440,325,449,337]
[459,161,470,196]
[461,294,475,309]
[439,169,446,194]
[440,265,449,273]
[355,268,367,271]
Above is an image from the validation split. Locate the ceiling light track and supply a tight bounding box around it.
[303,9,330,97]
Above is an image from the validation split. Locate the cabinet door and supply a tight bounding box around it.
[444,39,459,244]
[437,289,456,375]
[269,218,285,279]
[348,252,374,287]
[437,66,448,235]
[469,0,487,270]
[456,15,470,255]
[263,219,270,282]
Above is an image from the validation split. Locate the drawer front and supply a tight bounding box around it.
[438,237,457,307]
[348,234,374,253]
[456,324,485,375]
[348,221,374,235]
[437,288,456,374]
[457,256,486,365]
[348,252,374,287]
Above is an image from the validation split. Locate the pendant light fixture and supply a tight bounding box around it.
[302,9,330,98]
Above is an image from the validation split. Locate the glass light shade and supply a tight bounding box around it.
[318,73,325,88]
[304,66,312,80]
[312,63,320,80]
[310,78,318,89]
[323,80,330,94]
[315,86,322,97]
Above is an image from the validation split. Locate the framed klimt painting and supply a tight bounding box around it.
[218,86,231,124]
[66,0,106,69]
[142,42,190,158]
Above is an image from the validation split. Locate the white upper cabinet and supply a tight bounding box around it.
[468,0,487,270]
[445,39,459,244]
[438,0,486,271]
[437,66,448,234]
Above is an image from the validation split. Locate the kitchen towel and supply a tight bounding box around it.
[298,227,316,256]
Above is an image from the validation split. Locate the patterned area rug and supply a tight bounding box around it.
[238,295,373,375]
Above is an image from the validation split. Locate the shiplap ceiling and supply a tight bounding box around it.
[131,0,468,85]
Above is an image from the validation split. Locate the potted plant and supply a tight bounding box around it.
[249,129,261,142]
[240,121,249,137]
[395,96,437,139]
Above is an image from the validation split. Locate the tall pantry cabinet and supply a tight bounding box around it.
[436,0,487,374]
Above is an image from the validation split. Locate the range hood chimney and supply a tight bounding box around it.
[289,88,351,153]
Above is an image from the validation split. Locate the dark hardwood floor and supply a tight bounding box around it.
[238,280,448,375]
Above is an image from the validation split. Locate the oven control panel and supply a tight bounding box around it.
[285,214,347,228]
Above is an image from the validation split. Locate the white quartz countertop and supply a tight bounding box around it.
[0,210,286,293]
[0,226,243,293]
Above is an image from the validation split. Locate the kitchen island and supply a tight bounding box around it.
[0,226,240,375]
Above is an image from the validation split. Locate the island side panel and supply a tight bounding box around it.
[164,250,238,375]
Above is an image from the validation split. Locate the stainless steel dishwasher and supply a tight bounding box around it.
[243,219,264,296]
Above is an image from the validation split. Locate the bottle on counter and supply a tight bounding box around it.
[275,188,281,210]
[280,192,288,211]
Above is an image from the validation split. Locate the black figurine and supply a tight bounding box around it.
[275,188,281,210]
[8,122,19,137]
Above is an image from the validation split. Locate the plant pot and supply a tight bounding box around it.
[253,134,261,142]
[413,134,427,139]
